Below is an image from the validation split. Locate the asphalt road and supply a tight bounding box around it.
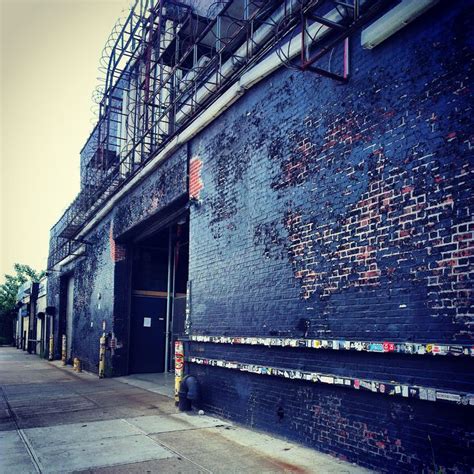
[0,347,368,473]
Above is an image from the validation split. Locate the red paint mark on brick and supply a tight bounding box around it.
[456,232,472,242]
[190,157,203,199]
[446,131,457,141]
[360,270,381,279]
[109,223,126,262]
[383,110,395,119]
[443,196,454,206]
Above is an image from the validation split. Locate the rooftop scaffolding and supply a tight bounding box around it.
[49,0,391,269]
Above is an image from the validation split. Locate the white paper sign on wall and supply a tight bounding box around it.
[144,317,151,327]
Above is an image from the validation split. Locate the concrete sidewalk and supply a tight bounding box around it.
[0,347,370,473]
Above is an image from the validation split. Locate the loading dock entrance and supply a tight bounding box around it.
[129,217,188,374]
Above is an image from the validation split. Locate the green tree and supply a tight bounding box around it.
[0,264,45,344]
[0,263,45,313]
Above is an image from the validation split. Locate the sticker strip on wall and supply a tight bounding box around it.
[188,356,474,407]
[188,335,474,357]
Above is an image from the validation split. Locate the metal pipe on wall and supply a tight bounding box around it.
[175,0,302,124]
[164,225,173,372]
[170,229,178,371]
[52,1,357,270]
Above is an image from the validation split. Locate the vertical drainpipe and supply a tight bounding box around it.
[164,226,173,372]
[170,225,177,353]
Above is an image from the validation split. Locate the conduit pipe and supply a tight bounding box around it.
[361,0,439,50]
[164,226,173,373]
[54,2,362,268]
[56,244,86,272]
[175,0,303,124]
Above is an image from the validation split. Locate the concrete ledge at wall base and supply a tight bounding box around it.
[48,359,97,378]
[187,335,474,357]
[187,356,474,407]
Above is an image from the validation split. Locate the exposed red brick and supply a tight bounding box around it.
[190,157,204,199]
[109,223,126,262]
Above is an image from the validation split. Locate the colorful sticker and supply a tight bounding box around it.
[319,375,334,384]
[188,335,471,358]
[369,343,384,352]
[186,356,471,406]
[436,392,461,403]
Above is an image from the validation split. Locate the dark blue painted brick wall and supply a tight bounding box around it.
[45,1,474,471]
[187,2,474,472]
[189,3,473,342]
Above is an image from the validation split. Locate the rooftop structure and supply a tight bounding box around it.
[49,0,392,269]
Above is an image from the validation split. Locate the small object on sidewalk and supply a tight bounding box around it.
[198,409,205,415]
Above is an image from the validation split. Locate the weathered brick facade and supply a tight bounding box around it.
[47,146,188,373]
[186,3,474,471]
[47,1,473,471]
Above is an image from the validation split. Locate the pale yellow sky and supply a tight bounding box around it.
[0,0,128,281]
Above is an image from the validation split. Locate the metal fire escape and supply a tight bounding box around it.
[48,0,392,269]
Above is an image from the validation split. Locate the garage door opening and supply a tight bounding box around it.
[129,216,189,374]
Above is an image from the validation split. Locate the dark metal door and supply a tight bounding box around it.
[129,295,166,373]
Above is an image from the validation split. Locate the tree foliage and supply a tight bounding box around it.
[0,263,45,315]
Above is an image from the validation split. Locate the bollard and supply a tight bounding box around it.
[174,341,184,405]
[48,335,54,361]
[73,357,81,372]
[61,334,67,365]
[99,333,106,378]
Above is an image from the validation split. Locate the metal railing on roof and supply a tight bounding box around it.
[49,0,392,269]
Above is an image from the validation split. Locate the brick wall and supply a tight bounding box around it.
[187,2,474,471]
[47,144,188,375]
[45,1,474,470]
[112,145,188,239]
[191,363,472,472]
[189,157,203,200]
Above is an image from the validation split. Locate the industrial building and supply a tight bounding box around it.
[47,0,473,471]
[15,281,37,351]
[14,278,52,358]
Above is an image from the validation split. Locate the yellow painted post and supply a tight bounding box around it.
[48,335,54,361]
[99,333,106,378]
[61,334,67,365]
[174,340,184,404]
[73,358,81,372]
